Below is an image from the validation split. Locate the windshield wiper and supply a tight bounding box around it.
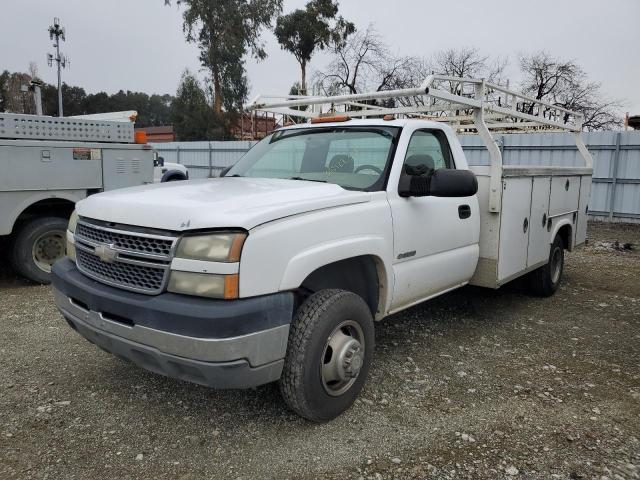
[288,176,327,183]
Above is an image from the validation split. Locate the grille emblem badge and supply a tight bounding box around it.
[95,243,118,263]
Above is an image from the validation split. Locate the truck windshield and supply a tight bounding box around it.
[227,126,400,191]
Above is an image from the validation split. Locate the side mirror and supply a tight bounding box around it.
[399,169,478,198]
[154,156,165,168]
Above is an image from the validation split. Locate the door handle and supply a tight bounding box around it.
[458,204,471,219]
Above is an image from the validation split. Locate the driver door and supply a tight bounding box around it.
[388,128,479,311]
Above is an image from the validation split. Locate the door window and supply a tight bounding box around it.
[403,129,454,177]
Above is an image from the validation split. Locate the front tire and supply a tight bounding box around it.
[10,217,68,284]
[279,289,374,422]
[529,234,564,297]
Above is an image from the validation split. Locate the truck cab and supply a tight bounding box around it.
[51,76,593,422]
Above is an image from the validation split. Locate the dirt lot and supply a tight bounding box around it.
[1,222,639,480]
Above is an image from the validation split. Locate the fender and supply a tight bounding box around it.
[2,190,86,236]
[549,217,574,251]
[161,169,188,182]
[279,235,394,318]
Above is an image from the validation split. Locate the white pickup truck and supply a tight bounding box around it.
[52,76,593,421]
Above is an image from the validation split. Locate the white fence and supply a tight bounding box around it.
[151,131,640,223]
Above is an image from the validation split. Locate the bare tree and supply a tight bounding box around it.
[315,25,420,97]
[519,51,621,130]
[425,47,508,102]
[28,62,41,82]
[430,48,506,81]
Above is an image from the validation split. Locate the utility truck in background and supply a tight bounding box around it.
[0,112,155,283]
[70,111,189,183]
[51,75,593,422]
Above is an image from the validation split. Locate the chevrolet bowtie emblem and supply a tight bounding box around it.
[95,243,118,263]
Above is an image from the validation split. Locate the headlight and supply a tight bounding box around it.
[68,210,78,233]
[175,232,246,262]
[168,271,239,299]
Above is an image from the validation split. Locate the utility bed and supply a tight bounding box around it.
[470,165,591,287]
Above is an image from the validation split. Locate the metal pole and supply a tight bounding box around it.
[608,132,622,221]
[34,85,43,115]
[48,18,66,117]
[208,142,213,178]
[56,38,63,117]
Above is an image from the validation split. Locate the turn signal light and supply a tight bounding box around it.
[134,131,148,144]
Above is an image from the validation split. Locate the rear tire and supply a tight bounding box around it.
[529,234,564,297]
[10,217,68,284]
[279,289,374,422]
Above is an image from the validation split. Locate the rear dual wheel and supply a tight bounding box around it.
[529,234,564,297]
[279,289,374,422]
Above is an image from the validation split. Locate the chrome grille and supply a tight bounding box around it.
[76,222,173,256]
[77,249,166,293]
[74,220,176,295]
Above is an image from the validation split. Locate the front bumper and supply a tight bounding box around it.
[52,258,294,389]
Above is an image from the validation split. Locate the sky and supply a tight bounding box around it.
[1,0,639,114]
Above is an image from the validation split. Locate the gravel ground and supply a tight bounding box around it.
[1,221,639,480]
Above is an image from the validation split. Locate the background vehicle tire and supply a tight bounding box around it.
[529,234,564,297]
[10,216,68,284]
[279,289,375,422]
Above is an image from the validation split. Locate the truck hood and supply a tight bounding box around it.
[76,177,371,231]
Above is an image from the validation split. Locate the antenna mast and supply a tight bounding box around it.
[47,17,69,117]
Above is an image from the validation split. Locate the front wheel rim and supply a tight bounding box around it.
[321,320,365,397]
[32,231,66,273]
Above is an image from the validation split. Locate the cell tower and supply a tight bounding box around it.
[47,17,69,117]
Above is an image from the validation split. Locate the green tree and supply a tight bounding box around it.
[41,83,87,116]
[275,0,354,94]
[171,70,227,140]
[167,0,282,114]
[1,68,174,127]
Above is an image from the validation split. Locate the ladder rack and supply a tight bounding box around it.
[250,75,594,213]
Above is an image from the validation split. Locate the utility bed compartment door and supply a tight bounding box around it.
[498,177,532,282]
[575,175,591,246]
[102,148,153,191]
[0,145,102,191]
[527,176,551,267]
[550,176,580,217]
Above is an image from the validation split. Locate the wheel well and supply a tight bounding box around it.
[299,256,381,317]
[14,199,75,231]
[162,170,188,182]
[556,224,573,251]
